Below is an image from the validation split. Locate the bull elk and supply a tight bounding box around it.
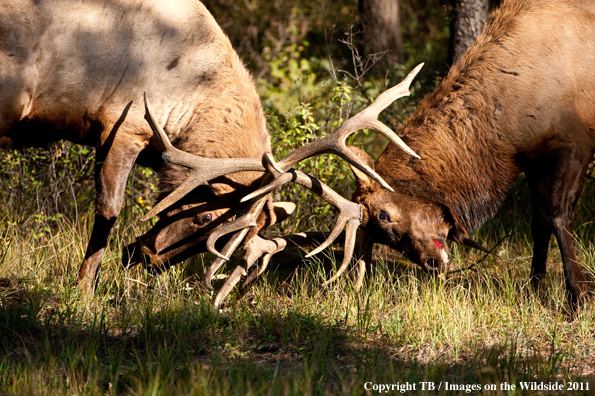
[351,0,595,309]
[0,0,420,303]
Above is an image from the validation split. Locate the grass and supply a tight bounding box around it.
[1,177,595,395]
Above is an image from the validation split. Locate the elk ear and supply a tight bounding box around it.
[347,145,376,192]
[245,200,296,244]
[257,200,296,228]
[210,182,236,197]
[272,201,296,224]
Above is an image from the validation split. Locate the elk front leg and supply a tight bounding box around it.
[78,134,144,296]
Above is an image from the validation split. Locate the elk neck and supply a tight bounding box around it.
[376,0,595,235]
[155,52,271,200]
[375,3,551,234]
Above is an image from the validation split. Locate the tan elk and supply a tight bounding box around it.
[0,0,420,303]
[351,0,595,309]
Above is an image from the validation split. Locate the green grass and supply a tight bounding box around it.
[1,189,594,395]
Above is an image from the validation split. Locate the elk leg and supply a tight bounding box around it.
[544,147,591,309]
[78,133,144,296]
[526,173,553,290]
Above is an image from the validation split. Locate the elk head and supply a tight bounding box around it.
[349,145,489,273]
[348,145,450,272]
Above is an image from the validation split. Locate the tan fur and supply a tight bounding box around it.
[0,0,274,288]
[0,0,269,161]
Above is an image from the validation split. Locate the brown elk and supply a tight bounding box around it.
[351,0,595,309]
[0,0,420,302]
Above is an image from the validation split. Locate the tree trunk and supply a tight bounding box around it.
[449,0,489,64]
[359,0,405,68]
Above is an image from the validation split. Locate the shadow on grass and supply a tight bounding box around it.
[1,266,594,396]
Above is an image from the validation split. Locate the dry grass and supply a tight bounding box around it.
[1,189,594,395]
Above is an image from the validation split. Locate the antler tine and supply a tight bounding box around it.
[204,228,250,291]
[322,218,359,286]
[365,63,424,118]
[272,63,424,192]
[355,259,366,292]
[206,195,269,260]
[241,172,294,203]
[141,176,210,221]
[143,93,175,153]
[142,93,266,219]
[242,253,272,289]
[212,235,286,307]
[278,170,362,284]
[242,234,287,270]
[266,169,362,259]
[213,266,246,308]
[213,233,324,306]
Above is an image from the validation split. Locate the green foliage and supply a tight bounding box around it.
[0,142,158,240]
[0,143,94,238]
[258,40,325,112]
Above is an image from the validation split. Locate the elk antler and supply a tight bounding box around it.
[203,227,251,291]
[143,65,422,219]
[145,65,424,305]
[207,167,361,257]
[205,194,269,260]
[212,234,287,307]
[141,93,267,220]
[204,65,426,302]
[211,231,355,306]
[211,169,362,294]
[285,171,360,286]
[239,232,347,289]
[271,63,424,191]
[241,64,424,203]
[212,266,247,308]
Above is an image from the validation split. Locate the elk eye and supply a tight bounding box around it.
[196,213,212,226]
[379,211,390,222]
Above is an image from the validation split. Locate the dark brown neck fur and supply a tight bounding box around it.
[375,0,547,233]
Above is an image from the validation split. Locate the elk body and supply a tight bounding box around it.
[0,0,278,295]
[351,0,595,308]
[1,0,419,301]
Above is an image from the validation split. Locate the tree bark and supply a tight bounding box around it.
[359,0,405,68]
[449,0,489,64]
